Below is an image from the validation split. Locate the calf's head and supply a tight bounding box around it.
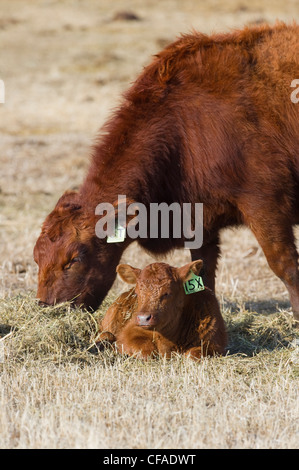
[117,260,203,332]
[34,191,123,310]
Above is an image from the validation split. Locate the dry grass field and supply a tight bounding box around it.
[0,0,299,449]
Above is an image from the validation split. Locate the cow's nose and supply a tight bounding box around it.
[137,314,153,326]
[38,300,50,307]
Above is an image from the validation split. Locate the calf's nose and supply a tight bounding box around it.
[137,313,153,326]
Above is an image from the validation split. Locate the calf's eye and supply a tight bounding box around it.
[160,292,171,301]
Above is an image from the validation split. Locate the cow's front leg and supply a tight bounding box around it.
[190,234,220,292]
[95,331,116,351]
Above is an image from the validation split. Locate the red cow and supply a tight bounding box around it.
[34,23,299,325]
[96,260,227,359]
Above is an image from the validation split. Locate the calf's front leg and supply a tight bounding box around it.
[116,326,157,359]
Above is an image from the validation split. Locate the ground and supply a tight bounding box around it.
[0,0,298,449]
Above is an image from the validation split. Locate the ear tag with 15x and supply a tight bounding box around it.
[184,271,205,295]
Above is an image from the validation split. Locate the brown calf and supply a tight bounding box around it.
[34,23,299,324]
[96,260,227,359]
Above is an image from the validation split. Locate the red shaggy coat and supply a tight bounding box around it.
[34,23,299,324]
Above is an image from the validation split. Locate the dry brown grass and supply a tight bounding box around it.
[0,289,298,449]
[0,0,299,449]
[0,293,298,449]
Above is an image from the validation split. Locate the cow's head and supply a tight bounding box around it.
[34,191,124,310]
[116,259,203,334]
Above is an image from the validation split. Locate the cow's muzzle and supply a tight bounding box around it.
[38,300,51,307]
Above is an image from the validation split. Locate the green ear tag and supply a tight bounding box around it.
[107,225,126,243]
[184,272,205,295]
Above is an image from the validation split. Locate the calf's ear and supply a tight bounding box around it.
[178,259,203,282]
[116,264,141,284]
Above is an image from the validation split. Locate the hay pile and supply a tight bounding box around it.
[0,293,297,366]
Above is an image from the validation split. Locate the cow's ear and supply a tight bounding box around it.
[178,259,203,282]
[116,264,141,284]
[55,190,81,213]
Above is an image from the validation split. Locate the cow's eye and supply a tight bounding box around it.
[63,257,80,270]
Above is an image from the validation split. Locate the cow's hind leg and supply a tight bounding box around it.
[242,206,299,325]
[185,342,223,360]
